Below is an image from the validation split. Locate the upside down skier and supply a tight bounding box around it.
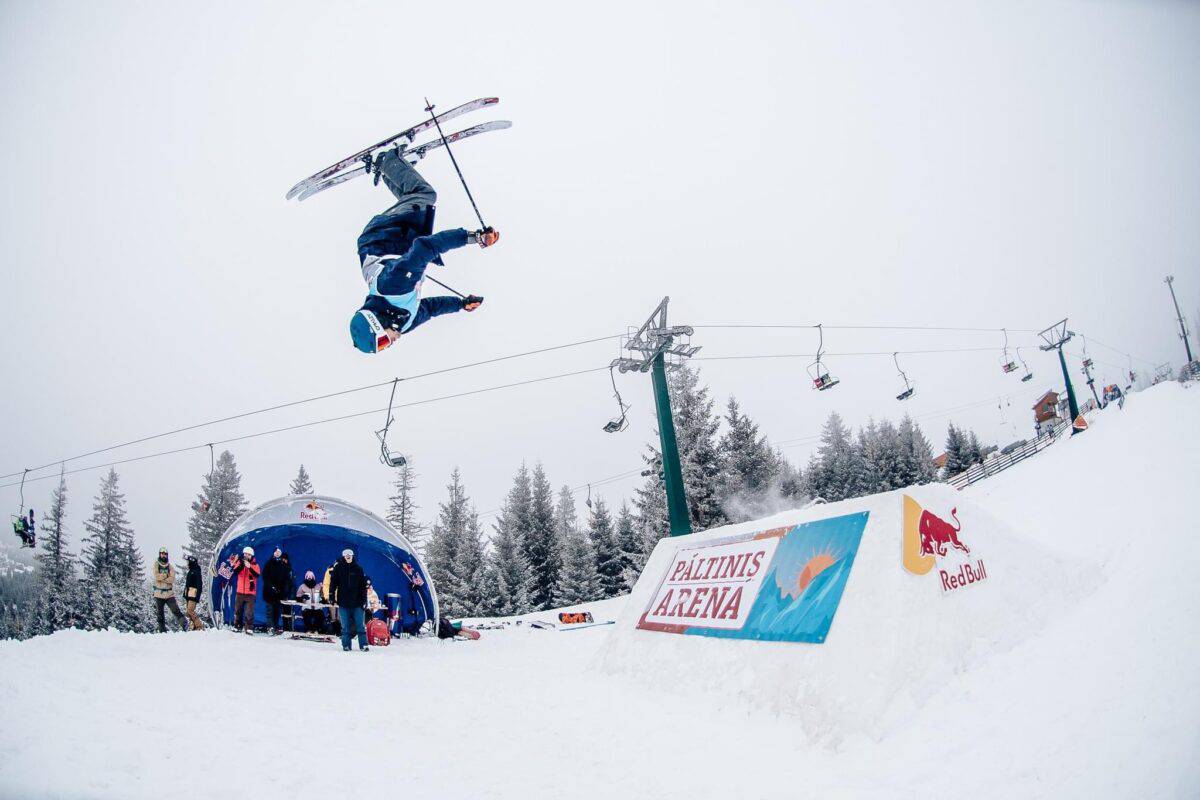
[349,149,500,354]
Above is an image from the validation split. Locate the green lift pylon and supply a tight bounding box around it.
[612,297,701,537]
[1039,319,1082,434]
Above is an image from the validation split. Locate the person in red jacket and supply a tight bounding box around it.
[229,546,261,635]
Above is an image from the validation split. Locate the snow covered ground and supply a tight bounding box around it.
[1,383,1198,799]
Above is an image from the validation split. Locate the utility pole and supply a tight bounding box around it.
[1039,319,1083,435]
[1164,276,1194,363]
[1081,357,1102,409]
[612,298,700,537]
[1078,335,1102,409]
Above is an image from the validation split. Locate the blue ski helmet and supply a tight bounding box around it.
[350,309,389,354]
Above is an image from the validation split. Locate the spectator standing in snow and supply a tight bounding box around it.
[263,547,291,635]
[295,570,326,633]
[184,555,206,631]
[365,577,383,619]
[322,559,340,635]
[152,548,186,632]
[230,546,261,634]
[329,548,369,651]
[281,552,296,596]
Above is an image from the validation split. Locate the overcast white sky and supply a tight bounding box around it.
[2,0,1198,563]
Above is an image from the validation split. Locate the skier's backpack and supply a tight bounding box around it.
[367,618,390,647]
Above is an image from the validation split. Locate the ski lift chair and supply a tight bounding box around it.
[377,434,407,468]
[893,352,915,401]
[811,370,840,391]
[376,379,407,468]
[603,415,629,434]
[11,512,35,549]
[10,469,35,548]
[602,365,631,433]
[999,328,1018,373]
[1016,347,1033,382]
[808,324,840,391]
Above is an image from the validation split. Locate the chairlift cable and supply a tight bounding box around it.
[1,323,1149,483]
[695,346,1010,362]
[0,365,610,491]
[693,324,1041,333]
[0,334,624,481]
[497,382,1046,522]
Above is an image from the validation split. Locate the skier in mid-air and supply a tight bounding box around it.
[349,149,499,354]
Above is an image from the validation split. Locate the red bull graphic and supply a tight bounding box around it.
[902,495,988,594]
[920,506,969,557]
[637,511,869,643]
[401,562,424,587]
[299,500,329,522]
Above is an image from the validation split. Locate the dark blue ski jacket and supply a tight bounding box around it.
[357,227,472,334]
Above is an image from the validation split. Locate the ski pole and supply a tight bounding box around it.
[425,275,466,299]
[424,97,488,230]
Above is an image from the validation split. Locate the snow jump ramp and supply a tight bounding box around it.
[595,483,1097,742]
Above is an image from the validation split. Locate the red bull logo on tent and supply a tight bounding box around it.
[902,495,988,594]
[299,500,329,522]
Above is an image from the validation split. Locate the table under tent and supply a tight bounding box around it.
[207,495,438,637]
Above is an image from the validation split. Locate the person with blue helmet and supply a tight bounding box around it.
[349,148,499,354]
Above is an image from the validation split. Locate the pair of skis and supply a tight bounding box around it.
[285,97,511,202]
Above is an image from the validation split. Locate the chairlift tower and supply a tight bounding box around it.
[612,297,700,537]
[1038,319,1083,435]
[1164,276,1195,364]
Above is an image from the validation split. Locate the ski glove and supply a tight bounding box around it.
[470,227,500,248]
[462,295,485,312]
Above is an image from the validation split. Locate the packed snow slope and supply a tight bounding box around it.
[1,383,1198,799]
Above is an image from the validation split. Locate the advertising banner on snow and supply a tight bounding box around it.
[901,495,989,594]
[636,511,869,643]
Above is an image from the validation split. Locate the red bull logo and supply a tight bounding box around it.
[299,500,328,522]
[902,495,988,594]
[919,506,969,558]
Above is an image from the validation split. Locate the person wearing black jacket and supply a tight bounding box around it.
[262,548,291,635]
[184,555,206,631]
[330,548,369,652]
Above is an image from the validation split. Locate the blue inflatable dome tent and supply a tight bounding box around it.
[207,495,438,635]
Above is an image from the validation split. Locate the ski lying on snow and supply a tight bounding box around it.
[557,621,615,631]
[295,120,512,202]
[528,619,615,632]
[285,96,499,200]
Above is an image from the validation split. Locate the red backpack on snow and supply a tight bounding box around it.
[366,618,390,647]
